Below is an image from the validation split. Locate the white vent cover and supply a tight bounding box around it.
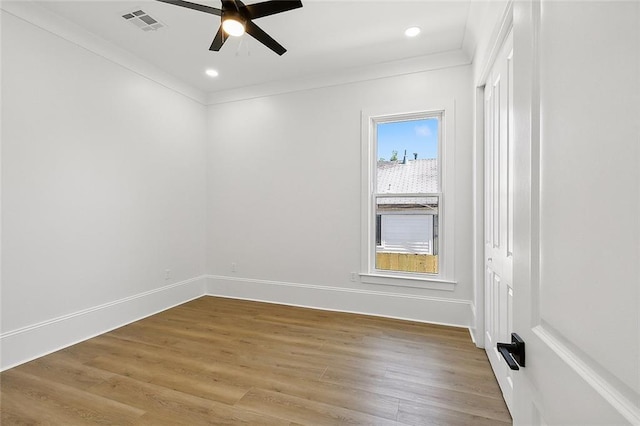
[122,9,164,31]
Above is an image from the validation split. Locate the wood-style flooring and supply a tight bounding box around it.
[0,296,512,425]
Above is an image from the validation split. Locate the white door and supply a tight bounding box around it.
[484,29,515,412]
[509,1,640,424]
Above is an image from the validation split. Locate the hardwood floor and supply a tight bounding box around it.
[0,296,511,425]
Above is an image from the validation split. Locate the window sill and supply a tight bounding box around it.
[359,273,456,291]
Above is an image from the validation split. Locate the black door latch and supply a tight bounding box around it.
[497,333,525,370]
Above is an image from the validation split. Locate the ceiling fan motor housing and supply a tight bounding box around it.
[222,10,246,36]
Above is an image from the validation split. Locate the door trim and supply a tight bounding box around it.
[471,0,513,348]
[476,1,515,88]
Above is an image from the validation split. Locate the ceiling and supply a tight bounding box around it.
[33,0,474,95]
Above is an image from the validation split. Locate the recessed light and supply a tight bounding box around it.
[405,27,421,38]
[205,69,219,78]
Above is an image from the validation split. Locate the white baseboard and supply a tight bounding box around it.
[1,275,475,371]
[206,275,473,329]
[0,276,206,371]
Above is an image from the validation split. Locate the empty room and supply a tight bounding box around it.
[1,0,638,424]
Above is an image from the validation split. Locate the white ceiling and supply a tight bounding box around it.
[33,0,474,95]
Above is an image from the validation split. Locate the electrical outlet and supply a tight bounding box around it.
[350,272,358,282]
[231,262,237,273]
[165,269,171,280]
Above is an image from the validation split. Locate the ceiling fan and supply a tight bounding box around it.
[156,0,303,55]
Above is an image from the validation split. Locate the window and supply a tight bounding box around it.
[375,114,441,274]
[361,104,455,289]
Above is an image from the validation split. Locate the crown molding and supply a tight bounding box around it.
[1,1,207,105]
[206,49,472,106]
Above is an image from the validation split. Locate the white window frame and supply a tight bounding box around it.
[360,101,456,291]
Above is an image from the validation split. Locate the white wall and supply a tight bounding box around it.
[1,10,207,369]
[1,2,478,370]
[206,65,475,326]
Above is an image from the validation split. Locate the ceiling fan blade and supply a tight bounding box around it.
[241,0,302,20]
[245,20,286,55]
[209,26,228,51]
[221,0,239,12]
[156,0,221,16]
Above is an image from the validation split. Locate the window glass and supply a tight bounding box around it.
[374,116,440,274]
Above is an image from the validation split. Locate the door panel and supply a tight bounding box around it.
[537,1,639,394]
[485,29,514,412]
[512,1,639,424]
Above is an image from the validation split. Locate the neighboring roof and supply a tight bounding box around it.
[377,159,438,194]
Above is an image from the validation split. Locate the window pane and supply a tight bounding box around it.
[375,196,439,274]
[377,118,439,194]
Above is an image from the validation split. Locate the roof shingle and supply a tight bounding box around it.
[377,159,438,194]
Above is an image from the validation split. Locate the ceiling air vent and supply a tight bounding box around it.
[122,9,164,31]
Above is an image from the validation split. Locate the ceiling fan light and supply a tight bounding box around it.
[222,17,245,37]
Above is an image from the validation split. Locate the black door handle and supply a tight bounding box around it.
[497,333,525,370]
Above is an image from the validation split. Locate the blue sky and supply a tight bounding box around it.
[377,118,439,161]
